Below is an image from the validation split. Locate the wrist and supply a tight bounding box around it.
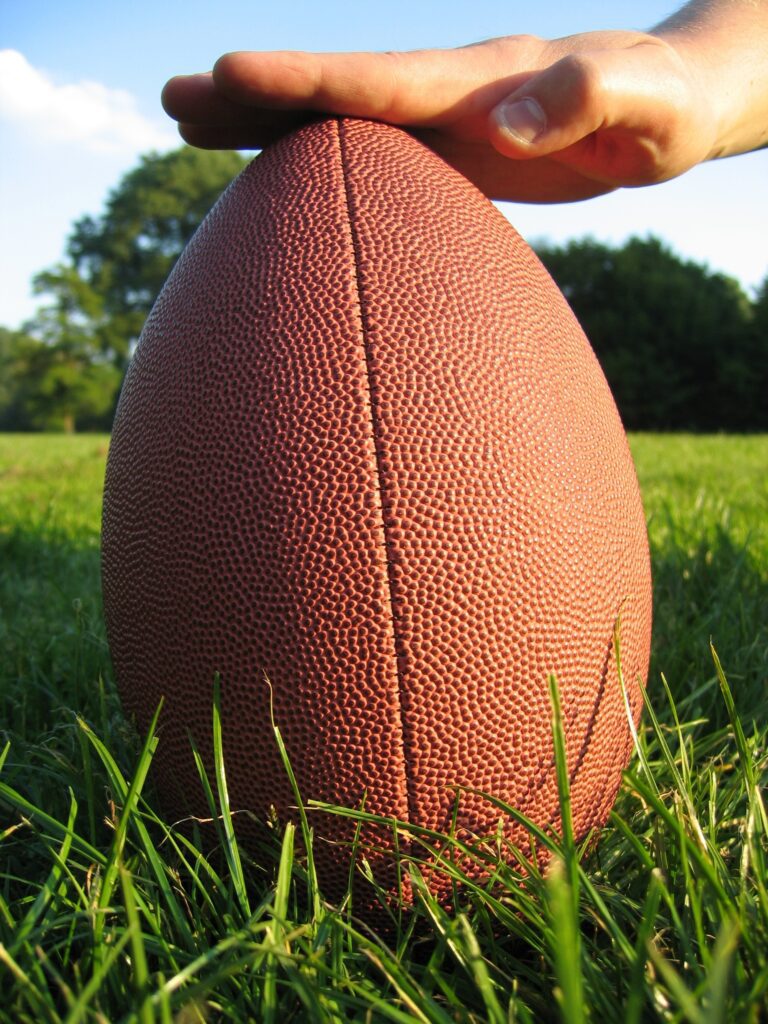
[650,0,768,159]
[649,30,728,160]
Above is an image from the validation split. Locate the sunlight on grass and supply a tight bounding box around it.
[1,433,766,1021]
[0,433,108,542]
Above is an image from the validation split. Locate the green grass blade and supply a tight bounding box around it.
[61,925,135,1024]
[75,723,97,847]
[262,822,295,1024]
[361,943,456,1024]
[702,918,740,1024]
[457,913,507,1024]
[78,707,195,955]
[268,675,322,923]
[119,863,153,1024]
[0,781,105,866]
[647,940,706,1024]
[0,943,63,1023]
[547,674,586,1023]
[273,821,295,924]
[711,644,768,835]
[3,430,767,1022]
[79,703,161,956]
[614,619,660,796]
[548,674,577,863]
[624,869,662,1024]
[212,674,251,920]
[546,856,587,1024]
[9,789,77,955]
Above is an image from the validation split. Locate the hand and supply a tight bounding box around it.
[162,9,767,203]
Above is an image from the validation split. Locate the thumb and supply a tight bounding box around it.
[488,54,607,158]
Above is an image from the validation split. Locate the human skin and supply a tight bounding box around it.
[161,0,768,202]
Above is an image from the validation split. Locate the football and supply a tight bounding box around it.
[101,116,652,905]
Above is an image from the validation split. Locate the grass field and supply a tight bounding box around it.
[1,433,766,1022]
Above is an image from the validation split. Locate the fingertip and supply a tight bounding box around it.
[212,51,252,91]
[490,96,548,156]
[160,75,186,116]
[161,73,214,117]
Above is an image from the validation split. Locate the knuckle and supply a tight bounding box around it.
[557,53,605,109]
[481,33,543,54]
[368,51,417,120]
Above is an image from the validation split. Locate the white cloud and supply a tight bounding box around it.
[0,49,176,154]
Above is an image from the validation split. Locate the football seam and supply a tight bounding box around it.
[336,118,415,828]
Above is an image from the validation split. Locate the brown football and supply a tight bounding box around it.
[101,117,652,905]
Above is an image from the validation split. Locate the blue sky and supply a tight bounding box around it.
[1,0,766,330]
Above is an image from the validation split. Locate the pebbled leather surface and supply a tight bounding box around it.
[102,117,652,902]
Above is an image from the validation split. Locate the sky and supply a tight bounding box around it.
[1,0,766,331]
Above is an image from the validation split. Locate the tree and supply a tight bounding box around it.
[34,146,247,370]
[0,327,29,430]
[536,236,763,431]
[747,274,768,428]
[752,273,768,338]
[10,164,764,434]
[12,340,120,433]
[0,325,119,433]
[1,146,247,432]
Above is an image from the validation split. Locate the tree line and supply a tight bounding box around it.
[536,237,767,432]
[1,146,765,433]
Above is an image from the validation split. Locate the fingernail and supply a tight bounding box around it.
[495,97,547,144]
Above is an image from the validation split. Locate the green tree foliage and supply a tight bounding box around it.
[752,273,768,338]
[1,146,246,432]
[39,146,247,370]
[536,236,766,431]
[0,327,28,429]
[1,148,764,434]
[0,325,119,433]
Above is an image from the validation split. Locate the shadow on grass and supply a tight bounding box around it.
[1,526,106,683]
[0,526,122,809]
[648,524,767,730]
[2,515,765,828]
[4,515,766,737]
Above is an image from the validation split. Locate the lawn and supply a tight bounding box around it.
[0,433,766,1022]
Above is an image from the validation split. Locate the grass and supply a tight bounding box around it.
[1,432,766,1022]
